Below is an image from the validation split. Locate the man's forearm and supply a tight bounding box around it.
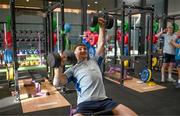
[53,67,67,86]
[96,27,105,56]
[156,31,163,38]
[98,28,105,46]
[173,42,180,48]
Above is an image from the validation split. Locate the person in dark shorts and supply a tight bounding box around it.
[53,18,137,116]
[156,24,176,82]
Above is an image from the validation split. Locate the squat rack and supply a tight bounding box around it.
[105,2,154,85]
[9,0,65,101]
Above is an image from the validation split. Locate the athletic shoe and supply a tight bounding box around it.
[161,77,165,82]
[167,77,176,83]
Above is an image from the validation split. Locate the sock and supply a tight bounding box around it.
[168,73,172,79]
[161,74,165,81]
[178,79,180,84]
[53,76,60,87]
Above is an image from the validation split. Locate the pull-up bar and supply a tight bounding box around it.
[124,5,154,11]
[107,4,154,13]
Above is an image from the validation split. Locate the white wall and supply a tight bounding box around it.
[168,0,180,26]
[168,0,180,15]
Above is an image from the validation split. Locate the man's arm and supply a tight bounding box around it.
[53,53,69,87]
[96,18,106,56]
[156,28,167,38]
[170,39,180,48]
[53,67,68,86]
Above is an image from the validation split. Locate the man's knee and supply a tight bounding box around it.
[73,113,84,116]
[112,104,137,116]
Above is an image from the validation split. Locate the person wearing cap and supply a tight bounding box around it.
[156,24,176,83]
[52,18,137,116]
[170,30,180,88]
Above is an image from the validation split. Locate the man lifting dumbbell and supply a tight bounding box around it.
[48,18,137,116]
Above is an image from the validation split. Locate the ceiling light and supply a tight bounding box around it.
[94,1,98,4]
[26,0,29,2]
[88,4,90,7]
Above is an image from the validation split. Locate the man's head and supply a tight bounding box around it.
[166,24,173,34]
[73,43,88,61]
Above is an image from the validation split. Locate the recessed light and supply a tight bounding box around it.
[26,0,29,2]
[94,1,98,4]
[88,4,90,7]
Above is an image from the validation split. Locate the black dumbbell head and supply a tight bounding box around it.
[90,13,98,27]
[47,53,61,68]
[63,50,77,65]
[105,15,114,29]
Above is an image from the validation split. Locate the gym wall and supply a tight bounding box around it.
[0,9,82,38]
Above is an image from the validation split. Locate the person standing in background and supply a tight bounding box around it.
[170,30,180,88]
[156,24,176,82]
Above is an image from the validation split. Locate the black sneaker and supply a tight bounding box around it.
[175,83,180,89]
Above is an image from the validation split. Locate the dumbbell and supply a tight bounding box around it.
[90,13,114,29]
[47,50,77,68]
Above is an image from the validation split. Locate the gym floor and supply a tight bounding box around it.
[0,72,180,115]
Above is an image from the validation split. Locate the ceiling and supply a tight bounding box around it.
[0,0,141,11]
[0,0,116,11]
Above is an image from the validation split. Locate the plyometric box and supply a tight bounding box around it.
[19,78,71,113]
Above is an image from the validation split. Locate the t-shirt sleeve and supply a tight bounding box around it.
[174,34,177,40]
[92,55,104,67]
[64,67,74,83]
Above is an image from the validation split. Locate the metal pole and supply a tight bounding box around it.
[114,0,118,64]
[81,0,87,35]
[43,0,48,72]
[120,2,125,85]
[114,20,117,65]
[128,11,131,56]
[10,0,19,101]
[162,0,168,29]
[56,12,60,52]
[149,7,154,70]
[47,14,51,53]
[139,0,146,54]
[61,0,65,52]
[50,11,54,52]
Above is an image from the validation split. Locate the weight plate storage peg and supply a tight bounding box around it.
[152,57,158,67]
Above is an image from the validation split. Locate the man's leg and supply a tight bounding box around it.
[175,64,180,88]
[73,113,84,116]
[178,67,180,83]
[167,62,176,82]
[112,104,137,116]
[161,63,168,82]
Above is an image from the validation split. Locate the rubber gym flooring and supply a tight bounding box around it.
[0,72,180,115]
